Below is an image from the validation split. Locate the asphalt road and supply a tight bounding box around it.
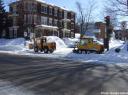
[0,53,128,95]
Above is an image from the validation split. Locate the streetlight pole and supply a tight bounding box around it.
[104,16,110,51]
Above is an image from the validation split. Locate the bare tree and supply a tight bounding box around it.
[105,0,128,16]
[76,2,85,35]
[76,0,96,36]
[103,4,119,27]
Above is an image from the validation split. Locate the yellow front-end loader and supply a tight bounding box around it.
[73,37,104,54]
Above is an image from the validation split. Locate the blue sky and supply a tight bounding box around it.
[3,0,104,21]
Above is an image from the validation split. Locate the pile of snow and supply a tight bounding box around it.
[0,38,26,51]
[47,36,67,49]
[94,39,103,45]
[109,38,124,49]
[75,33,80,39]
[1,36,128,64]
[0,38,25,45]
[63,38,79,48]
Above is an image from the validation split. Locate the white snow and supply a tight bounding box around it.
[75,33,80,39]
[0,36,128,64]
[47,36,67,49]
[109,38,124,49]
[36,0,45,3]
[0,38,25,45]
[63,38,79,48]
[0,38,26,51]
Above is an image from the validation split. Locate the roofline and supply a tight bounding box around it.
[9,0,75,13]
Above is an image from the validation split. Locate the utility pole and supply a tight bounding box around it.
[104,16,110,51]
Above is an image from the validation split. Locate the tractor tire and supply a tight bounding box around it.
[40,49,43,52]
[50,49,54,53]
[82,50,86,54]
[44,48,48,53]
[73,49,77,53]
[34,46,38,52]
[78,50,82,54]
[96,51,102,54]
[86,51,90,54]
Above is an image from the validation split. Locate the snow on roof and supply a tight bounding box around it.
[36,0,45,3]
[10,0,74,12]
[59,6,72,12]
[36,0,74,12]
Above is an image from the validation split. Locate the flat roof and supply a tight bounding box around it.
[9,0,75,13]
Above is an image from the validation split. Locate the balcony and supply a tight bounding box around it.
[61,19,71,22]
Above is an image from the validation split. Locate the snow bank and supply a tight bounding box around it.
[63,38,79,48]
[0,37,128,64]
[0,38,25,45]
[22,38,128,64]
[75,33,80,39]
[47,36,67,49]
[109,38,124,49]
[0,38,26,51]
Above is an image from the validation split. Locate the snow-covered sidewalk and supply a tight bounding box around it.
[0,37,127,64]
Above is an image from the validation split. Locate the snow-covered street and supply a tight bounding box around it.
[0,36,127,64]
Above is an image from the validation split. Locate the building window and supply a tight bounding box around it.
[27,14,32,24]
[64,11,67,19]
[41,6,47,14]
[24,15,26,24]
[14,29,17,38]
[34,15,37,24]
[37,16,41,24]
[13,18,17,26]
[59,11,63,18]
[24,2,37,12]
[49,7,53,15]
[59,21,63,27]
[49,18,53,26]
[10,6,13,12]
[71,23,74,29]
[24,2,27,11]
[27,2,33,12]
[54,8,58,16]
[71,13,75,20]
[41,16,47,25]
[12,5,17,14]
[2,30,6,37]
[33,3,37,12]
[54,19,58,26]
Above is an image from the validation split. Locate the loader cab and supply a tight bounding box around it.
[73,36,104,54]
[79,38,93,46]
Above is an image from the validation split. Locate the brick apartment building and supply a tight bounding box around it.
[95,22,106,39]
[79,22,108,39]
[8,0,75,38]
